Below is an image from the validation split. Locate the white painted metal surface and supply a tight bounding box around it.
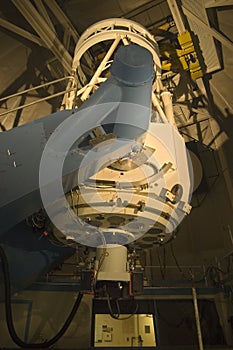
[72,18,161,86]
[96,244,130,281]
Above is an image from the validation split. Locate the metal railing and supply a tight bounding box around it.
[0,76,76,117]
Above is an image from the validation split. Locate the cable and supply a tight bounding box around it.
[93,248,108,292]
[170,244,228,285]
[157,309,184,328]
[106,293,139,320]
[115,299,139,320]
[0,245,83,348]
[170,243,192,281]
[163,246,166,279]
[170,243,183,274]
[106,294,119,319]
[157,248,165,280]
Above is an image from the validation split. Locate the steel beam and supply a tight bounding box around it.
[63,28,71,50]
[204,0,233,7]
[33,0,55,32]
[45,0,79,43]
[167,0,186,34]
[0,18,44,46]
[12,0,72,74]
[81,36,121,101]
[182,5,233,52]
[45,0,93,68]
